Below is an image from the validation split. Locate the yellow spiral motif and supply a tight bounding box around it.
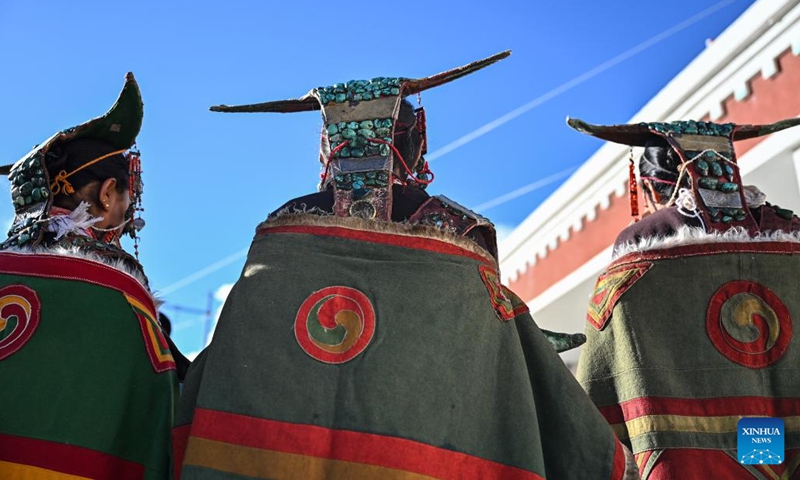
[721,293,779,352]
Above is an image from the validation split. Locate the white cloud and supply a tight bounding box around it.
[205,283,235,346]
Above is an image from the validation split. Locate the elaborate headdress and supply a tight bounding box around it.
[210,51,510,221]
[1,72,145,249]
[567,117,800,233]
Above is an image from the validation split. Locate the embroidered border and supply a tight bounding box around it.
[587,262,652,331]
[257,223,495,266]
[479,265,529,321]
[125,294,175,373]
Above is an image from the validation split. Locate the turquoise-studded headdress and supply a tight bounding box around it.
[211,51,510,221]
[567,117,800,234]
[1,72,144,248]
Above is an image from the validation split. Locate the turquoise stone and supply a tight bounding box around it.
[14,196,24,207]
[360,120,374,130]
[351,148,365,158]
[699,177,718,189]
[347,122,359,130]
[352,93,363,101]
[340,147,351,157]
[18,233,30,244]
[708,207,720,218]
[711,162,723,176]
[735,213,747,221]
[719,182,739,193]
[20,182,33,196]
[362,92,373,101]
[335,93,346,103]
[342,129,357,140]
[379,145,390,156]
[722,208,737,216]
[704,151,715,159]
[721,215,733,224]
[695,160,709,175]
[358,129,375,139]
[329,134,343,143]
[327,124,339,135]
[375,128,391,137]
[24,196,32,205]
[31,189,41,201]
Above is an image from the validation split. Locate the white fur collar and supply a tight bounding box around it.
[613,225,800,259]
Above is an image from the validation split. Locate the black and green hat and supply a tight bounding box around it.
[2,72,143,248]
[567,116,800,233]
[210,51,510,221]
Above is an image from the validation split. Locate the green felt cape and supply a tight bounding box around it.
[0,251,178,480]
[578,240,800,479]
[174,215,633,480]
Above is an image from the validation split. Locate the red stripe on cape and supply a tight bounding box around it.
[187,407,543,480]
[0,433,144,480]
[599,396,800,424]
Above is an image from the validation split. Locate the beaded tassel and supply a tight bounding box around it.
[629,148,639,221]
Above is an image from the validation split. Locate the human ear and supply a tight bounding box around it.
[99,178,118,211]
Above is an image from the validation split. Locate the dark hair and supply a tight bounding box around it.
[393,99,423,177]
[639,137,682,203]
[159,312,172,336]
[46,137,129,210]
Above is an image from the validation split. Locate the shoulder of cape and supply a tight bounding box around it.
[586,261,653,331]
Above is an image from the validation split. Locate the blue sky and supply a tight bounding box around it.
[0,0,755,354]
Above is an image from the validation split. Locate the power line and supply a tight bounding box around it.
[155,0,739,299]
[472,166,580,213]
[425,0,740,162]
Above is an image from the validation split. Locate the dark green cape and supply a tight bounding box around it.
[0,251,178,479]
[175,215,631,479]
[578,239,800,478]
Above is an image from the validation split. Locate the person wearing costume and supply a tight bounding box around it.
[173,52,637,480]
[569,117,800,479]
[0,73,179,479]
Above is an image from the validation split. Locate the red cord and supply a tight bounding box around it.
[321,140,351,185]
[367,138,433,186]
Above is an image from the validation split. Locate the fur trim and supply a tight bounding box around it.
[2,245,153,295]
[258,213,498,267]
[270,204,333,219]
[613,225,800,258]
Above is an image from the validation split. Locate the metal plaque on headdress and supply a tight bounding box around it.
[210,51,510,221]
[567,117,800,234]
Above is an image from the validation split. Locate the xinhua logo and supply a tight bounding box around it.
[738,418,784,465]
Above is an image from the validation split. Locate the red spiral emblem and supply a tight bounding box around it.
[706,281,792,369]
[0,285,42,361]
[294,286,376,364]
